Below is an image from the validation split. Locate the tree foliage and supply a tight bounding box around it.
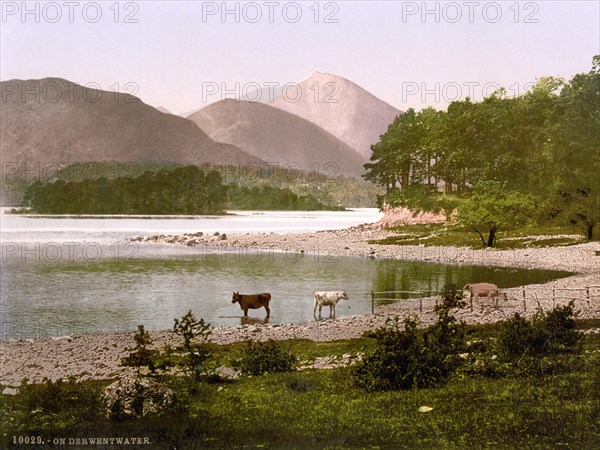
[364,56,599,242]
[21,165,340,214]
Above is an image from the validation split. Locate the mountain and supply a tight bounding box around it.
[0,78,262,177]
[156,106,172,114]
[271,72,402,160]
[188,99,367,178]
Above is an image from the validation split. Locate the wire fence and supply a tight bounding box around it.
[351,285,600,315]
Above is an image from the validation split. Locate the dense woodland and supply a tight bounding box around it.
[364,56,600,244]
[21,166,340,214]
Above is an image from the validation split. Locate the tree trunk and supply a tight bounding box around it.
[487,227,497,247]
[586,222,594,241]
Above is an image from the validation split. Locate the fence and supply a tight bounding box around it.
[359,285,600,315]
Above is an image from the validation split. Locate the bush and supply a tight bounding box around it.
[172,310,214,381]
[121,325,158,376]
[353,285,468,391]
[500,301,581,359]
[232,340,297,376]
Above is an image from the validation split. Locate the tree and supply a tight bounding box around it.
[458,181,535,247]
[363,108,426,193]
[546,56,600,240]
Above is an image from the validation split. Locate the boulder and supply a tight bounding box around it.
[102,377,175,420]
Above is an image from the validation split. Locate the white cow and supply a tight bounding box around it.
[313,291,349,319]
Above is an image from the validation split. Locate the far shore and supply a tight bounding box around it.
[1,224,599,386]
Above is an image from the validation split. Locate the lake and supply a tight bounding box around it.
[0,209,571,340]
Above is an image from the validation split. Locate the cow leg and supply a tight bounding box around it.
[331,304,335,318]
[265,305,270,318]
[318,304,323,319]
[243,307,248,317]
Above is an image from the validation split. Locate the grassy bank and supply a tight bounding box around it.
[370,223,590,249]
[1,321,599,449]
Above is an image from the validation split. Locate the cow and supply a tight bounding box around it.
[463,283,508,309]
[232,292,271,318]
[313,291,349,319]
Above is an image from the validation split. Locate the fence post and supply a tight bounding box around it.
[419,297,423,314]
[371,291,375,315]
[552,288,556,308]
[522,288,527,312]
[587,287,590,308]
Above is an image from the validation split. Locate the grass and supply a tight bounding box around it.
[1,325,599,449]
[369,223,589,249]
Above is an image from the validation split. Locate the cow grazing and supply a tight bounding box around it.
[232,292,271,318]
[463,283,508,308]
[313,291,349,319]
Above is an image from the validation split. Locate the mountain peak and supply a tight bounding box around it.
[272,72,402,159]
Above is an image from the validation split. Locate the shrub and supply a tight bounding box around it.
[233,339,297,376]
[121,325,158,376]
[500,301,581,359]
[353,284,467,391]
[172,310,214,381]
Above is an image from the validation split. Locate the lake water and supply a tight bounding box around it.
[0,209,571,340]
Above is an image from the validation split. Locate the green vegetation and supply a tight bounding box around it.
[369,223,587,249]
[364,56,600,244]
[19,165,344,214]
[354,285,466,390]
[172,311,214,381]
[5,160,382,209]
[231,339,297,376]
[227,184,342,211]
[2,303,598,448]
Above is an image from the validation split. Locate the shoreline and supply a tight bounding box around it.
[2,225,599,385]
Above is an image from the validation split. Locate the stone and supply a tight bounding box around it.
[102,377,175,420]
[2,387,19,395]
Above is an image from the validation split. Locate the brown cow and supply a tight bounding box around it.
[232,292,271,318]
[463,283,508,308]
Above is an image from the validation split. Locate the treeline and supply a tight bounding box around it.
[37,161,380,208]
[364,56,599,242]
[227,185,343,211]
[22,166,340,214]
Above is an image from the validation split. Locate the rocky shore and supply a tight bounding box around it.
[2,225,599,386]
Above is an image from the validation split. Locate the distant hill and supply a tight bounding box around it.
[188,99,366,178]
[156,106,172,114]
[0,78,262,177]
[272,72,402,160]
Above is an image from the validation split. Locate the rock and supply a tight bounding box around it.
[186,239,197,246]
[220,234,227,240]
[213,232,220,236]
[2,387,19,395]
[102,377,176,420]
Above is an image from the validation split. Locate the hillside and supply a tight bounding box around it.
[272,72,402,160]
[0,78,262,176]
[188,99,366,178]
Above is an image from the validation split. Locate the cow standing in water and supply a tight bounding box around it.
[463,283,507,308]
[314,291,349,319]
[232,292,271,318]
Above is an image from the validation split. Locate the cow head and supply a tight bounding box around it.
[232,292,240,304]
[341,290,349,300]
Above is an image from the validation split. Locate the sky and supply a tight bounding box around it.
[1,1,599,114]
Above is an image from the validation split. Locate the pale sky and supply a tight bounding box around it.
[1,1,598,114]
